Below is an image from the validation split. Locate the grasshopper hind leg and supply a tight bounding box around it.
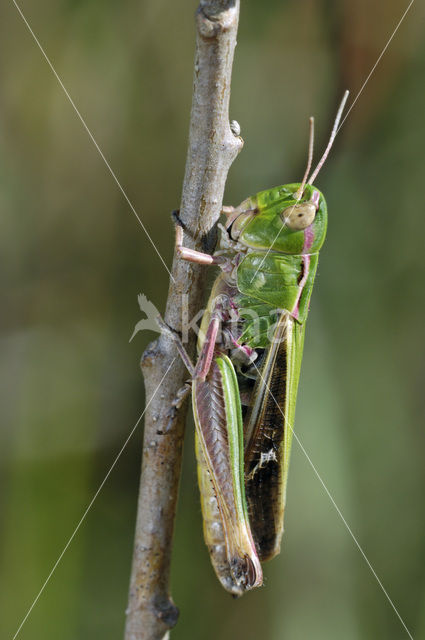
[194,354,262,594]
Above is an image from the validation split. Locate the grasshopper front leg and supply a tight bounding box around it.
[174,224,224,266]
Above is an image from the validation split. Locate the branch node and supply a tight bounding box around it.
[153,596,179,628]
[140,340,159,370]
[197,2,238,38]
[230,119,241,137]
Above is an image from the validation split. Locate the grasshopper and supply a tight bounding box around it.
[156,92,348,595]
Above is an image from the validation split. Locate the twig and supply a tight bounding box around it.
[124,2,242,638]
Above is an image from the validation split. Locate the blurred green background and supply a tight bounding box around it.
[1,1,424,638]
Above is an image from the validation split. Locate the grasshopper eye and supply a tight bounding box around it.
[280,203,316,230]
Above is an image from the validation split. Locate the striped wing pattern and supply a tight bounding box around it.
[193,355,262,593]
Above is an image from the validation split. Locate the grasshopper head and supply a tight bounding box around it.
[228,92,350,256]
[230,183,327,255]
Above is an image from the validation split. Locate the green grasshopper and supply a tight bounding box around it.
[159,92,348,595]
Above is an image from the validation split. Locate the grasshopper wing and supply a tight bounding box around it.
[244,312,306,561]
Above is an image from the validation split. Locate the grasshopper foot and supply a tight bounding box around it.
[171,209,192,235]
[172,209,217,254]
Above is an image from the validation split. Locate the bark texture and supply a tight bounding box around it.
[124,2,242,638]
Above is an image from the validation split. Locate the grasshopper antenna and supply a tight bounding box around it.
[307,90,349,187]
[294,116,315,200]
